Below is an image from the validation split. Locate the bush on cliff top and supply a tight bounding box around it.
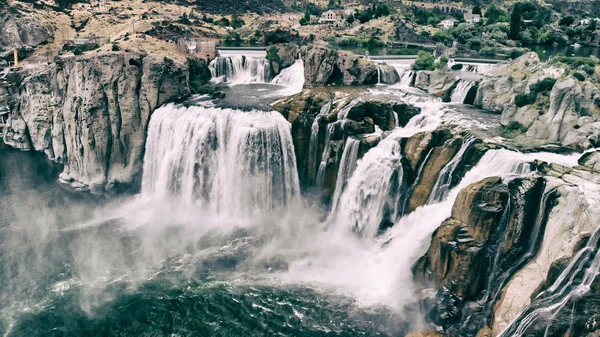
[514,77,557,108]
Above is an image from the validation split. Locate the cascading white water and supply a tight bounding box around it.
[270,59,305,96]
[329,101,448,237]
[426,136,477,204]
[308,102,332,184]
[398,68,415,87]
[209,55,271,84]
[142,103,300,216]
[330,137,361,214]
[450,79,476,103]
[334,134,404,237]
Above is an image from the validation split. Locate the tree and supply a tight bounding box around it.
[472,5,482,15]
[412,51,436,71]
[509,4,522,40]
[231,14,245,29]
[485,5,506,25]
[559,16,575,27]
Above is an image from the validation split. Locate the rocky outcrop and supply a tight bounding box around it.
[403,131,489,213]
[0,13,52,60]
[271,88,420,204]
[414,173,550,336]
[492,174,600,335]
[3,52,190,194]
[268,43,299,76]
[414,70,459,102]
[301,46,382,87]
[474,52,600,149]
[414,177,509,300]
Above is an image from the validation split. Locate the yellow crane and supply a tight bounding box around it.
[11,49,21,70]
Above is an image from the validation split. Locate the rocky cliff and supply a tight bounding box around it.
[272,88,419,205]
[2,52,190,194]
[474,52,600,150]
[301,46,388,87]
[413,152,600,337]
[0,12,52,64]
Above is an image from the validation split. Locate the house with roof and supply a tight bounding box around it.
[319,9,348,25]
[437,19,457,29]
[464,13,481,24]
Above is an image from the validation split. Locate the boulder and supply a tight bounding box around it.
[268,43,299,76]
[0,13,52,59]
[302,46,379,86]
[414,69,459,101]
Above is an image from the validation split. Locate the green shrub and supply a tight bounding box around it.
[111,43,120,51]
[412,51,435,71]
[573,72,586,81]
[584,65,596,75]
[515,93,536,107]
[266,46,280,64]
[72,47,83,56]
[551,56,598,68]
[530,77,557,95]
[502,121,529,138]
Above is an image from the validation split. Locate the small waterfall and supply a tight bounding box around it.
[335,135,405,238]
[142,104,300,216]
[330,137,361,214]
[450,80,476,104]
[497,188,600,337]
[426,136,477,204]
[271,58,306,95]
[398,69,415,87]
[308,102,332,184]
[209,55,271,84]
[315,123,337,189]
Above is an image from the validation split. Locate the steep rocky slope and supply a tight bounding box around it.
[2,52,191,194]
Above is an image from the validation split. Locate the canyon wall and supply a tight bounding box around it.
[3,52,191,194]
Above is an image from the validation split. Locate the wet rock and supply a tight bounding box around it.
[414,177,509,300]
[268,43,299,76]
[405,135,461,213]
[302,46,379,86]
[414,69,459,101]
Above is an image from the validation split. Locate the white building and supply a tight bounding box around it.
[438,19,456,29]
[581,18,592,25]
[464,13,481,24]
[319,10,347,25]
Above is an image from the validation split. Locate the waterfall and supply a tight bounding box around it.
[398,69,415,87]
[426,136,477,204]
[209,55,271,84]
[271,58,305,96]
[334,134,405,238]
[308,101,332,184]
[330,137,361,214]
[315,123,337,189]
[450,80,476,103]
[497,186,600,337]
[142,103,300,216]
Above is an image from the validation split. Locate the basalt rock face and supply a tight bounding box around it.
[301,46,382,87]
[271,89,420,204]
[268,43,299,76]
[414,70,459,102]
[414,174,550,336]
[474,52,600,149]
[3,52,190,194]
[0,13,52,61]
[402,131,489,213]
